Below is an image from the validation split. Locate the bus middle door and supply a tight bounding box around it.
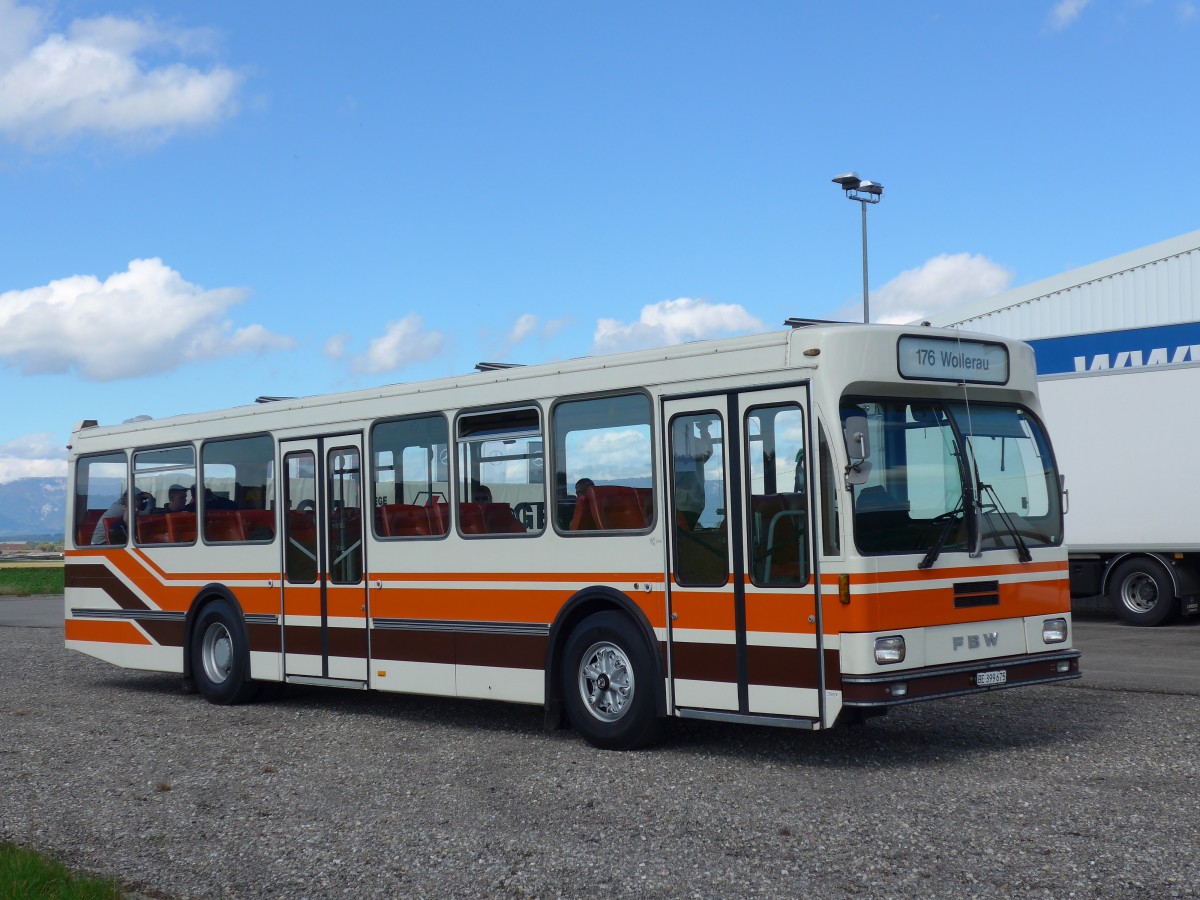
[280,435,369,685]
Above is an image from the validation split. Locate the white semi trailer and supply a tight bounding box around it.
[928,231,1200,625]
[1026,325,1200,625]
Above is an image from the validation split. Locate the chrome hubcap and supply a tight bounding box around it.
[578,640,634,723]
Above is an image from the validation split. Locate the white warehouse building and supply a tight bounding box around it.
[924,229,1200,625]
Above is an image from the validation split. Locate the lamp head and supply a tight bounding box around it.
[832,172,862,190]
[857,180,884,196]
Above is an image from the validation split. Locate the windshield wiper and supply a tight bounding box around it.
[977,482,1033,563]
[917,502,964,570]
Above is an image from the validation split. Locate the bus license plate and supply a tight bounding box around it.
[976,670,1007,687]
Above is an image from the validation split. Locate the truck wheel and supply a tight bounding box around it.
[561,612,663,750]
[1109,558,1177,627]
[191,600,259,704]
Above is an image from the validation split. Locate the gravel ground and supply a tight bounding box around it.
[3,626,1199,900]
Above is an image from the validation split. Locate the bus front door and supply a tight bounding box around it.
[280,436,369,684]
[664,388,822,724]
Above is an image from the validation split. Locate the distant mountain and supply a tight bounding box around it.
[0,477,68,538]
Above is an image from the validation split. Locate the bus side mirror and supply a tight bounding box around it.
[843,415,872,486]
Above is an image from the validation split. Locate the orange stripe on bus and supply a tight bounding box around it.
[65,618,152,645]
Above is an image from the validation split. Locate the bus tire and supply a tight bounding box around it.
[561,611,663,750]
[190,600,258,704]
[1109,558,1177,627]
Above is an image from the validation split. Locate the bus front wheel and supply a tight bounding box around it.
[1109,558,1177,627]
[190,600,258,704]
[561,612,663,750]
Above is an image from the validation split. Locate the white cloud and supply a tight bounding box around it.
[1180,2,1198,22]
[0,258,293,381]
[490,312,575,359]
[351,314,447,374]
[1048,0,1092,30]
[0,0,241,147]
[323,333,349,360]
[830,253,1013,325]
[593,298,765,354]
[0,432,67,482]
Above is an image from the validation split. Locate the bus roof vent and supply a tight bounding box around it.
[784,317,846,329]
[255,396,295,404]
[122,414,152,424]
[474,361,525,372]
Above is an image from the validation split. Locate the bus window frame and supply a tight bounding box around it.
[548,388,657,538]
[131,442,198,548]
[742,400,811,589]
[72,450,131,549]
[197,431,278,547]
[369,412,452,542]
[453,401,547,539]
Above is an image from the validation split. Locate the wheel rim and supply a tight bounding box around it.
[1119,573,1159,614]
[200,621,234,685]
[577,640,634,723]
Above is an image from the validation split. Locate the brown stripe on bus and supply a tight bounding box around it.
[65,563,152,612]
[327,627,369,660]
[283,625,324,657]
[247,622,282,654]
[370,629,456,666]
[744,646,842,691]
[672,641,737,684]
[455,631,547,671]
[138,619,185,648]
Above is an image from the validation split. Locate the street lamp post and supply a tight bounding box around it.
[832,173,884,323]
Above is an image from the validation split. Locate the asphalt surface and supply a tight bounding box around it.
[3,596,1199,899]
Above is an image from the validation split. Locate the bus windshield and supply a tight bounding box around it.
[842,399,1062,559]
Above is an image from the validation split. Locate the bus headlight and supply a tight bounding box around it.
[1042,618,1068,644]
[874,635,905,664]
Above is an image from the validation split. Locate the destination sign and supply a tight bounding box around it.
[897,335,1009,385]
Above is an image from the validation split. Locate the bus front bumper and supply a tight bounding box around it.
[840,649,1082,707]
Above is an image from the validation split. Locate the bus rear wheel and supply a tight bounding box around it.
[561,612,663,750]
[1109,557,1177,627]
[190,600,258,704]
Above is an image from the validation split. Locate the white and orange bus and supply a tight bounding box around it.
[65,323,1079,749]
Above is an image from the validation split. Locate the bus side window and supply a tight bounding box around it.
[818,424,841,556]
[552,393,654,534]
[284,452,318,584]
[371,415,450,539]
[73,452,129,547]
[745,403,808,586]
[669,413,728,586]
[456,406,545,537]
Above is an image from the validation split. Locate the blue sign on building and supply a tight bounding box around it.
[1026,322,1200,376]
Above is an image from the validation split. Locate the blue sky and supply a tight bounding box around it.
[1,0,1198,482]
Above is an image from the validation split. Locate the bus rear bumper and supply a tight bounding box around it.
[840,649,1082,707]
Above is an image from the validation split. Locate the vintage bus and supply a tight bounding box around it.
[64,323,1080,749]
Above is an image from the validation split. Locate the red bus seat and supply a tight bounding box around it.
[136,514,170,544]
[571,486,650,530]
[77,509,105,546]
[238,509,275,541]
[204,510,243,542]
[165,512,197,543]
[378,503,433,537]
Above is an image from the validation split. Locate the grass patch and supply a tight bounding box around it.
[0,565,64,597]
[0,842,121,899]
